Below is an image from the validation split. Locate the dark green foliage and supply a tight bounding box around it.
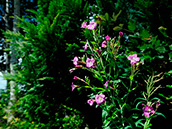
[1,0,90,128]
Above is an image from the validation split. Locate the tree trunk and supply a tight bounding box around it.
[7,0,20,123]
[4,0,10,72]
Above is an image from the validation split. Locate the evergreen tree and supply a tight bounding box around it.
[2,0,90,128]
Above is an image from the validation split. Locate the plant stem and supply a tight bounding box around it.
[143,118,150,129]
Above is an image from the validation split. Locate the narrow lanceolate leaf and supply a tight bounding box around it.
[113,26,122,31]
[3,48,12,51]
[155,112,166,118]
[37,77,53,81]
[105,13,109,21]
[114,10,122,22]
[50,13,60,33]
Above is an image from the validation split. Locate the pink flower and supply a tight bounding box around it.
[119,31,123,37]
[87,20,97,30]
[75,65,82,68]
[84,41,88,51]
[115,45,121,49]
[81,22,87,28]
[156,102,161,107]
[87,99,94,106]
[95,93,106,105]
[86,58,95,68]
[105,35,110,41]
[101,40,107,48]
[71,82,76,91]
[142,105,155,118]
[69,68,75,73]
[104,81,109,88]
[96,48,102,55]
[96,50,102,55]
[127,54,140,65]
[73,56,79,66]
[73,76,78,80]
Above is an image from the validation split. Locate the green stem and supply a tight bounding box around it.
[143,118,150,129]
[124,74,133,104]
[119,104,125,127]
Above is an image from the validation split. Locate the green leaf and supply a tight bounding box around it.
[119,24,124,27]
[155,112,166,118]
[158,93,167,99]
[144,55,152,60]
[157,55,164,59]
[114,10,122,22]
[169,44,172,50]
[158,26,168,37]
[105,13,109,21]
[128,20,136,31]
[37,77,53,81]
[168,70,172,74]
[158,26,167,30]
[113,26,122,31]
[169,53,172,60]
[139,45,148,49]
[135,119,144,127]
[128,34,138,38]
[102,109,108,119]
[95,87,105,91]
[124,126,132,129]
[3,48,12,51]
[102,119,111,129]
[140,30,150,40]
[166,85,172,88]
[112,79,121,84]
[155,40,160,48]
[66,43,80,52]
[96,15,106,21]
[156,46,166,53]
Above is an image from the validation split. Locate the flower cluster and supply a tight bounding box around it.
[86,58,95,68]
[127,54,140,65]
[71,56,95,70]
[81,20,97,30]
[87,93,106,106]
[142,101,161,118]
[142,105,155,118]
[71,20,129,108]
[69,17,163,128]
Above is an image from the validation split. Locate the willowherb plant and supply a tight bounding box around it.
[69,18,163,128]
